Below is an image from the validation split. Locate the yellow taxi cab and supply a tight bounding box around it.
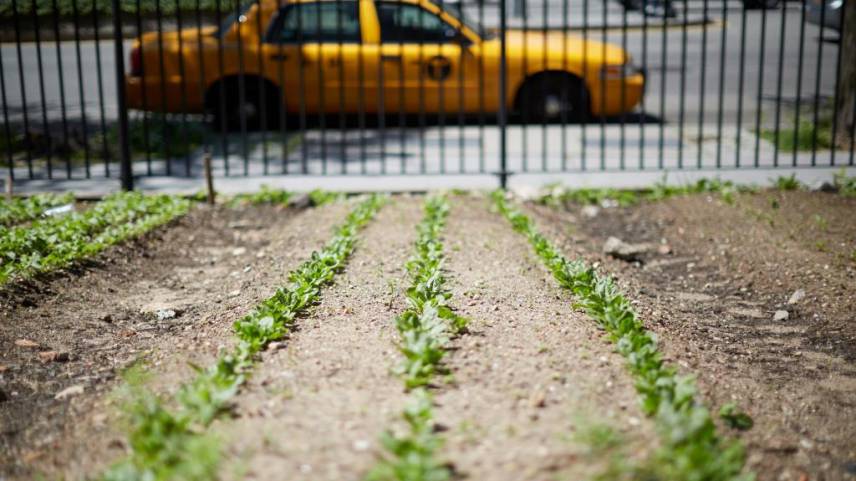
[125,0,645,129]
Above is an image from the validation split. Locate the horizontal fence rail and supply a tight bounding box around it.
[1,0,854,188]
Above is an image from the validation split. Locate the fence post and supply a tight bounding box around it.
[112,0,134,191]
[498,0,509,189]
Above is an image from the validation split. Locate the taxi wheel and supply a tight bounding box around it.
[208,80,280,132]
[519,75,588,123]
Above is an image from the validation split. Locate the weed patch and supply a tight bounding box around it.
[101,194,386,481]
[492,191,751,481]
[367,195,465,481]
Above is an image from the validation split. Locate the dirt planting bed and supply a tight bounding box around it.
[1,190,854,481]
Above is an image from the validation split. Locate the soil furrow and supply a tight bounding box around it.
[432,195,657,480]
[0,201,351,480]
[525,195,856,481]
[216,197,423,481]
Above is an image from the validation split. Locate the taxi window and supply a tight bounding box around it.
[267,2,361,43]
[376,2,458,43]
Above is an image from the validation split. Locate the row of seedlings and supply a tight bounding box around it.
[367,195,468,481]
[492,191,751,481]
[0,191,190,285]
[101,195,386,481]
[0,192,75,226]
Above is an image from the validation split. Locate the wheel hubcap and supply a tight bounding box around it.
[544,95,563,117]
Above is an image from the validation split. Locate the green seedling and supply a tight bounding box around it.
[773,174,803,191]
[719,403,754,431]
[492,191,751,481]
[0,192,189,285]
[230,185,292,207]
[100,195,386,481]
[369,195,465,481]
[833,170,856,197]
[814,214,828,232]
[0,192,75,227]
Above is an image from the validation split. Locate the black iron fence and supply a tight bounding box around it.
[1,0,853,188]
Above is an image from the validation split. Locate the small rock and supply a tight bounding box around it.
[581,205,600,218]
[0,364,8,372]
[101,314,114,323]
[14,339,39,349]
[54,384,84,400]
[156,309,177,321]
[232,247,247,256]
[267,341,285,351]
[529,391,547,408]
[38,351,70,363]
[675,292,715,302]
[773,310,790,321]
[289,193,312,209]
[787,289,806,305]
[657,244,672,255]
[603,236,656,262]
[729,308,766,319]
[352,439,370,451]
[818,182,838,193]
[228,290,241,298]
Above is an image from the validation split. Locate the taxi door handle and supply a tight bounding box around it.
[381,54,402,63]
[269,53,289,61]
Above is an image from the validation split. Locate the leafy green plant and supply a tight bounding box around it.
[492,191,751,481]
[309,189,345,207]
[368,195,464,481]
[538,185,640,207]
[719,404,754,431]
[833,170,856,197]
[367,390,450,481]
[772,174,803,191]
[101,195,386,481]
[0,192,189,285]
[229,185,292,207]
[0,192,75,227]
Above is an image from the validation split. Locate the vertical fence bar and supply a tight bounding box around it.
[12,0,34,177]
[478,0,485,174]
[677,0,688,169]
[772,0,787,167]
[215,0,230,176]
[92,3,110,177]
[338,0,348,175]
[657,0,667,170]
[810,3,827,166]
[236,0,249,174]
[0,45,12,180]
[32,0,54,178]
[457,4,465,174]
[619,0,627,171]
[51,0,72,178]
[113,0,134,190]
[499,0,509,188]
[830,5,843,166]
[256,0,270,175]
[316,3,328,174]
[714,0,727,169]
[753,4,768,168]
[297,3,309,174]
[598,1,606,170]
[135,0,152,175]
[156,0,171,173]
[734,2,748,168]
[580,0,588,171]
[793,0,807,166]
[176,1,192,176]
[521,0,528,173]
[275,0,289,174]
[696,0,708,169]
[195,0,208,176]
[437,0,446,175]
[560,0,568,171]
[541,0,548,172]
[72,0,90,178]
[638,0,647,170]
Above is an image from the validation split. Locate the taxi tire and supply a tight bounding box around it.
[207,79,280,132]
[517,74,589,124]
